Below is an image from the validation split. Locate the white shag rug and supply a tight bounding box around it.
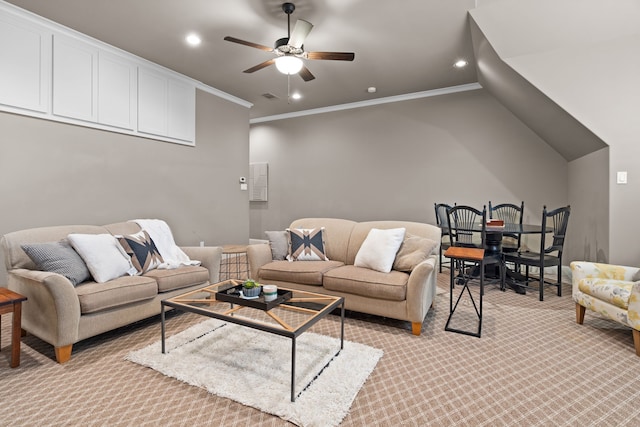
[126,319,383,427]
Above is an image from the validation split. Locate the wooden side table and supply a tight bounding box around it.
[220,245,250,281]
[0,287,27,368]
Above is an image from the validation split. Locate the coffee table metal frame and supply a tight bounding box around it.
[161,280,345,402]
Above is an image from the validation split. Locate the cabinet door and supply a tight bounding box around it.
[52,34,97,122]
[0,13,49,112]
[98,52,136,130]
[167,79,195,142]
[137,68,168,137]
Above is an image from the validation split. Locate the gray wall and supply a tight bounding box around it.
[0,89,250,281]
[250,88,570,257]
[568,147,609,263]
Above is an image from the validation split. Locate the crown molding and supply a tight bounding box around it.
[250,83,482,124]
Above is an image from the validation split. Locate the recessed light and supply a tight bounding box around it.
[367,87,377,93]
[291,92,302,100]
[185,33,201,46]
[454,59,468,68]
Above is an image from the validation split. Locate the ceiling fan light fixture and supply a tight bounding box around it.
[275,56,303,75]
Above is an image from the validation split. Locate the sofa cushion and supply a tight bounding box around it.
[354,228,406,273]
[21,240,91,286]
[578,278,633,310]
[143,266,209,292]
[393,234,439,272]
[68,233,136,283]
[75,275,158,314]
[116,230,164,274]
[259,260,344,286]
[323,265,409,301]
[265,230,288,260]
[287,228,329,261]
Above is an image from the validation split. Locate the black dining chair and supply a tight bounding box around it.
[434,203,453,273]
[489,201,524,253]
[503,205,570,301]
[446,205,505,291]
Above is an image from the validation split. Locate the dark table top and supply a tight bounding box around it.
[441,223,547,234]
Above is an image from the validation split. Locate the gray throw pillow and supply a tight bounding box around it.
[21,240,91,286]
[264,230,288,261]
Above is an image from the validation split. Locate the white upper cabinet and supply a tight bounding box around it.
[98,51,136,130]
[138,67,195,143]
[52,34,97,122]
[0,3,196,145]
[0,12,50,113]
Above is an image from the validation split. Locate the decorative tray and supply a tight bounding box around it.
[215,283,292,311]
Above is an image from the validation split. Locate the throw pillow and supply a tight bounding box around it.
[21,240,91,286]
[633,269,640,282]
[117,230,164,274]
[286,228,329,261]
[67,233,136,283]
[393,234,439,272]
[265,230,288,261]
[354,228,406,273]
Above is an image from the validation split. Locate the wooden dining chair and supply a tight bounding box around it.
[446,205,505,292]
[488,201,524,253]
[434,203,453,273]
[503,205,570,301]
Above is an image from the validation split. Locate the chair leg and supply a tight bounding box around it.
[539,265,544,301]
[557,264,562,297]
[633,329,640,357]
[575,303,585,324]
[439,246,443,273]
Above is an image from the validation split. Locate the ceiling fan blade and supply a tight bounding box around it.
[243,59,276,73]
[299,65,315,82]
[224,36,273,52]
[288,19,313,48]
[305,51,355,61]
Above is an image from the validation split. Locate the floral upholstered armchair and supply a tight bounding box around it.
[571,261,640,356]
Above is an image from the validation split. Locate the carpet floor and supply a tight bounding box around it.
[2,272,640,426]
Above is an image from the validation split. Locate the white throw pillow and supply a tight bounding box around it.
[68,233,136,283]
[354,228,406,273]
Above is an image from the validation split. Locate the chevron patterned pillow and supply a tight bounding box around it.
[286,227,329,261]
[117,230,164,274]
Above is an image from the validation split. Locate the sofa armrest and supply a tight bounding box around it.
[571,261,640,299]
[246,243,272,280]
[628,282,640,330]
[7,268,81,347]
[181,246,223,283]
[405,255,437,322]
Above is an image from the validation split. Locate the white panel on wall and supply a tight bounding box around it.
[52,34,97,122]
[98,52,136,130]
[137,68,168,137]
[167,79,195,142]
[249,162,268,202]
[0,13,49,112]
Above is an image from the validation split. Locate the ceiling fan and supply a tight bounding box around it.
[224,2,355,82]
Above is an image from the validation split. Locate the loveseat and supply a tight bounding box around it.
[571,261,640,356]
[247,218,440,335]
[1,221,222,363]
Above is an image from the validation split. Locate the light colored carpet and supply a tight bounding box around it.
[126,318,383,427]
[3,273,640,426]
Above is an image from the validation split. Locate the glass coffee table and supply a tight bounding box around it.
[161,279,345,402]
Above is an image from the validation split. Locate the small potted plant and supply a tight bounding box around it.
[241,279,261,298]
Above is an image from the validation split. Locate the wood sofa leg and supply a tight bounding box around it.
[55,345,73,364]
[576,303,586,324]
[411,322,422,336]
[633,330,640,357]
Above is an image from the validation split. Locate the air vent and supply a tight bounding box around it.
[261,93,280,100]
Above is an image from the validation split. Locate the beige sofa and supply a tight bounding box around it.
[247,218,440,335]
[1,221,222,363]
